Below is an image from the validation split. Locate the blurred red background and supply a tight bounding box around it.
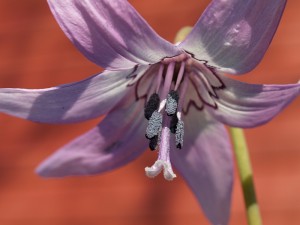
[0,1,299,225]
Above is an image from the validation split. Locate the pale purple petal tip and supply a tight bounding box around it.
[47,0,180,70]
[171,110,233,225]
[180,0,287,74]
[0,66,148,124]
[210,75,300,128]
[36,98,147,177]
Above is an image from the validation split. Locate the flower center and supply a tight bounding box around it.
[137,52,225,181]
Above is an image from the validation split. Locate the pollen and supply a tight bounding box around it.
[169,114,178,134]
[144,93,160,120]
[175,120,184,149]
[165,90,179,116]
[145,110,162,139]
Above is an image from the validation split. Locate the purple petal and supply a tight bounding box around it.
[171,109,233,225]
[36,97,147,177]
[47,0,180,70]
[209,75,300,128]
[0,66,148,123]
[179,0,286,74]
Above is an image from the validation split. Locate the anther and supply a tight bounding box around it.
[145,111,162,139]
[175,120,184,149]
[169,114,178,134]
[165,90,179,116]
[144,93,160,120]
[149,128,161,151]
[149,135,159,151]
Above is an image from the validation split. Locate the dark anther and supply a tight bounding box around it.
[175,120,184,149]
[144,93,160,120]
[166,90,179,116]
[169,90,179,101]
[169,114,178,134]
[145,111,162,139]
[149,135,158,151]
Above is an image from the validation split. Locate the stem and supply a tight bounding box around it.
[229,127,262,225]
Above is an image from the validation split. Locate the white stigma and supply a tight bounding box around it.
[145,125,176,181]
[145,160,176,181]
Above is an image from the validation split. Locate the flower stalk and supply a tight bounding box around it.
[230,127,262,225]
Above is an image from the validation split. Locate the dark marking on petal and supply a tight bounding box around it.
[126,65,139,87]
[182,100,204,115]
[189,76,218,110]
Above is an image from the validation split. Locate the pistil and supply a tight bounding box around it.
[145,116,176,181]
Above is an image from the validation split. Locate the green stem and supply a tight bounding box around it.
[229,127,262,225]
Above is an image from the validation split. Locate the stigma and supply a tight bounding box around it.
[141,52,225,181]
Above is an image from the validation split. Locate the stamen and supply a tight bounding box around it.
[161,62,175,99]
[145,111,162,139]
[174,61,185,91]
[177,75,189,112]
[158,99,167,113]
[149,126,162,151]
[149,135,159,151]
[144,93,160,120]
[165,90,179,116]
[169,114,178,134]
[175,120,184,149]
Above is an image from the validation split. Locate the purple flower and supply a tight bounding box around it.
[0,0,299,224]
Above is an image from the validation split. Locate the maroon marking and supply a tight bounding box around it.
[182,100,204,115]
[126,65,139,87]
[189,76,218,110]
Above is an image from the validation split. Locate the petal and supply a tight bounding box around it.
[36,96,147,177]
[171,109,233,225]
[48,0,180,70]
[180,0,286,74]
[209,75,300,128]
[0,66,149,123]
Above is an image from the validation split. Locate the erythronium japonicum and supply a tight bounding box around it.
[0,0,299,224]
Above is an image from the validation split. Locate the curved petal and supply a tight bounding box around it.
[0,66,149,124]
[48,0,180,70]
[36,95,147,177]
[171,109,233,225]
[209,75,300,128]
[180,0,286,74]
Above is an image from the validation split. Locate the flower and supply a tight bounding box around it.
[0,0,299,225]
